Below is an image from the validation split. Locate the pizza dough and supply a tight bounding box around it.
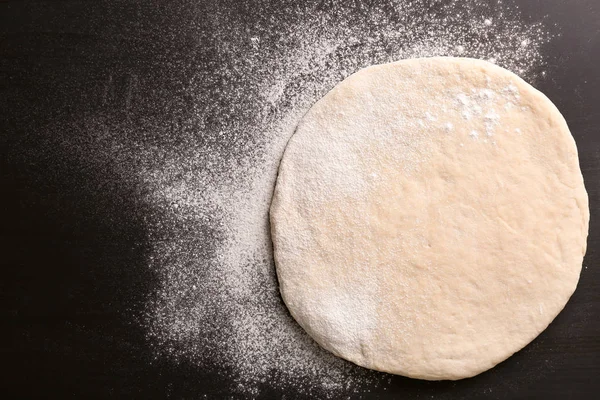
[269,57,589,380]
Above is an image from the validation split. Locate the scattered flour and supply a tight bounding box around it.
[140,0,552,397]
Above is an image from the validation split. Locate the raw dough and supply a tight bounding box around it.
[270,57,589,380]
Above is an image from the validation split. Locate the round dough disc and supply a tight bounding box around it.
[270,57,589,380]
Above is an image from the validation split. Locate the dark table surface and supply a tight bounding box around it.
[1,0,599,398]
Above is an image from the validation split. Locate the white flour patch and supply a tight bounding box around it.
[315,286,379,355]
[141,0,552,397]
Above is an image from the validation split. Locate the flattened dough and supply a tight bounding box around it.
[270,57,589,380]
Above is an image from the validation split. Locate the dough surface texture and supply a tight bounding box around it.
[270,57,589,380]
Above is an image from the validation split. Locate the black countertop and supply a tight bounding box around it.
[1,0,599,398]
